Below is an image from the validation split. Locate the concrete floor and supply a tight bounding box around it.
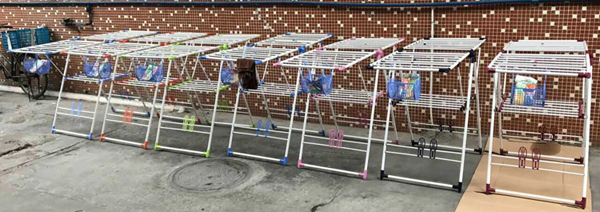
[0,91,597,212]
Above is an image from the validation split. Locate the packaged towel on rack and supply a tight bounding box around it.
[301,71,333,95]
[387,73,421,100]
[23,57,51,75]
[237,58,258,89]
[511,75,545,107]
[220,61,239,85]
[135,62,164,82]
[84,58,112,80]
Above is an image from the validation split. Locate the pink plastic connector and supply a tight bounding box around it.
[335,66,346,71]
[337,130,344,148]
[273,62,282,67]
[297,159,305,168]
[329,129,337,147]
[376,49,384,60]
[358,170,367,180]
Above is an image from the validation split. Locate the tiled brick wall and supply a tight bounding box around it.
[1,1,598,145]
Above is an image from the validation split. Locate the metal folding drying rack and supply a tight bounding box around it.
[151,34,261,156]
[51,35,158,139]
[370,37,485,192]
[100,43,216,149]
[276,37,403,179]
[484,40,592,209]
[205,34,330,164]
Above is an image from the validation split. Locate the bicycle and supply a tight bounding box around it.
[0,24,49,100]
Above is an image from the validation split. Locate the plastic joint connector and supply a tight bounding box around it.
[410,140,417,146]
[51,126,56,133]
[279,157,288,165]
[380,170,388,180]
[358,170,367,180]
[452,182,463,193]
[485,68,496,73]
[364,65,374,70]
[227,148,233,156]
[578,72,591,78]
[575,157,584,164]
[297,159,304,168]
[576,197,587,209]
[87,133,93,140]
[396,47,405,52]
[438,68,451,73]
[318,130,325,136]
[485,184,495,194]
[474,148,483,155]
[254,60,262,65]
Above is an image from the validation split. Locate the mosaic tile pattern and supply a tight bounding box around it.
[1,2,598,145]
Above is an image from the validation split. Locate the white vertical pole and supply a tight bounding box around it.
[51,54,70,129]
[98,56,119,139]
[486,72,500,186]
[380,70,395,174]
[474,48,483,150]
[153,59,174,149]
[580,76,592,204]
[227,84,242,150]
[458,59,475,188]
[363,69,380,173]
[297,93,312,163]
[206,60,225,156]
[284,70,302,159]
[143,60,170,146]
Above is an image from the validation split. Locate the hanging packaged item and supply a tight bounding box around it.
[510,74,545,107]
[236,58,258,89]
[300,70,333,95]
[83,57,112,80]
[220,61,239,85]
[387,73,421,100]
[23,56,51,75]
[135,62,165,82]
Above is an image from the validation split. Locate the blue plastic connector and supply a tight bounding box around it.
[271,123,277,130]
[146,111,151,117]
[285,32,291,35]
[318,130,325,136]
[254,60,262,65]
[227,148,233,156]
[110,106,116,113]
[247,43,255,47]
[87,133,93,140]
[198,55,207,59]
[44,51,52,55]
[280,157,288,165]
[51,126,56,133]
[297,46,306,54]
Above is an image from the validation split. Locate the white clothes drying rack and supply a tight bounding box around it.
[130,32,207,45]
[484,40,592,209]
[150,34,260,156]
[50,40,157,140]
[80,30,158,42]
[206,43,303,164]
[397,38,485,155]
[370,38,483,192]
[98,44,216,149]
[276,37,403,179]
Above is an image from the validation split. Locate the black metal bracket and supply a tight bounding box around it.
[452,182,463,193]
[61,4,93,27]
[380,170,388,180]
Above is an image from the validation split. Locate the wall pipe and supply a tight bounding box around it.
[0,0,594,8]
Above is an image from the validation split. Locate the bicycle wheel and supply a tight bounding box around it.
[11,54,48,99]
[24,73,49,100]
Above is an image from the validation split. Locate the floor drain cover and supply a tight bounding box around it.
[170,159,251,192]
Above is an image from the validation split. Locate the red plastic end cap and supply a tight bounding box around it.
[588,52,594,66]
[121,39,130,43]
[578,72,591,78]
[485,68,496,73]
[102,54,112,59]
[575,197,586,209]
[100,134,105,142]
[485,184,495,194]
[156,112,160,118]
[196,119,201,124]
[60,51,68,55]
[142,141,148,150]
[160,42,170,46]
